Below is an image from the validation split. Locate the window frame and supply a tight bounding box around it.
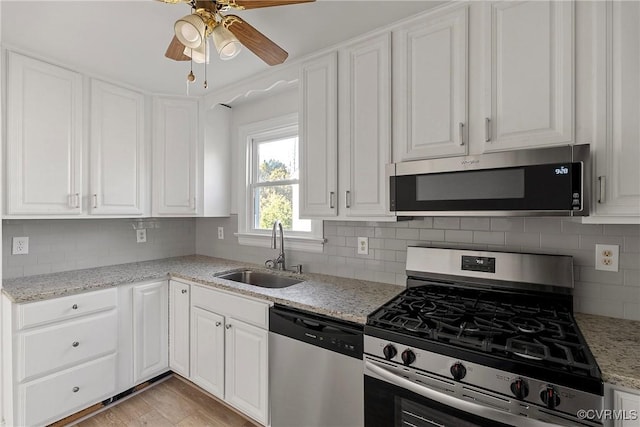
[236,113,324,252]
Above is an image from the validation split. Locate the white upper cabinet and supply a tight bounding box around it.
[152,97,199,216]
[6,52,83,215]
[482,1,574,152]
[393,6,469,161]
[90,80,146,215]
[299,52,338,218]
[339,33,393,219]
[590,1,640,223]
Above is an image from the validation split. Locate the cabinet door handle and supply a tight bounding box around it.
[93,194,98,209]
[181,289,187,294]
[485,118,491,142]
[329,192,335,209]
[72,304,78,310]
[459,122,465,146]
[598,176,606,204]
[75,193,80,209]
[72,341,79,348]
[215,321,221,327]
[345,191,351,208]
[72,387,80,393]
[191,197,196,210]
[225,324,232,329]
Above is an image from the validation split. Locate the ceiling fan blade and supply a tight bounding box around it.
[224,15,288,66]
[165,36,191,61]
[221,0,315,10]
[195,0,217,12]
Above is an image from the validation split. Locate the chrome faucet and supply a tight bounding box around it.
[270,220,286,270]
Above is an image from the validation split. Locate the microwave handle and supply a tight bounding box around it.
[485,118,491,142]
[598,176,606,204]
[365,360,563,427]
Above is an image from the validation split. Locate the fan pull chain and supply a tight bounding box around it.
[186,49,196,96]
[203,32,208,89]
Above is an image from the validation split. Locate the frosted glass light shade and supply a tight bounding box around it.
[211,25,241,60]
[175,14,206,49]
[184,40,209,64]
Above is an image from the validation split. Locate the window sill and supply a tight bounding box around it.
[235,233,325,253]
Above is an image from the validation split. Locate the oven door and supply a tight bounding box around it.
[364,359,569,427]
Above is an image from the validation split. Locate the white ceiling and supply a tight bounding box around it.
[2,0,445,97]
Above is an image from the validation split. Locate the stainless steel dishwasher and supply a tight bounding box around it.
[269,304,364,427]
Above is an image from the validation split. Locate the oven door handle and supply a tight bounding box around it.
[365,360,566,427]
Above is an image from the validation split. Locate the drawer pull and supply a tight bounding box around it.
[72,341,79,348]
[215,321,222,327]
[72,387,80,393]
[72,304,78,310]
[226,324,232,329]
[181,289,188,294]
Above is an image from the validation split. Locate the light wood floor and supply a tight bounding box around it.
[74,376,258,427]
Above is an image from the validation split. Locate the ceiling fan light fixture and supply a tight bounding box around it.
[175,13,206,48]
[184,40,210,64]
[211,25,241,60]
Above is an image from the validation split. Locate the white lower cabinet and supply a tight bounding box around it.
[132,281,169,383]
[1,289,118,427]
[190,306,225,398]
[178,281,270,426]
[169,281,191,378]
[609,386,640,427]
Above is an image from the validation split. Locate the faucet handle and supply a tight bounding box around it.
[265,259,275,269]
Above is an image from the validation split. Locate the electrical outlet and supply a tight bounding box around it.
[136,229,147,243]
[12,237,29,255]
[357,237,369,255]
[218,227,224,240]
[595,244,619,272]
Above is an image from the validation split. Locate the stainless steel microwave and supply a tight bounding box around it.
[388,144,590,217]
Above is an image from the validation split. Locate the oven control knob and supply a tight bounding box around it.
[540,386,560,410]
[383,344,397,360]
[510,378,529,400]
[450,362,467,381]
[401,349,416,365]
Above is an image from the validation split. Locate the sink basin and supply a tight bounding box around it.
[219,270,303,289]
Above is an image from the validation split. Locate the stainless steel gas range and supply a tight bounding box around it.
[364,247,603,427]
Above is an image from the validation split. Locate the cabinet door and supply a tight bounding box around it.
[152,97,198,216]
[169,281,190,378]
[90,80,146,215]
[132,281,168,383]
[190,307,225,399]
[592,1,640,221]
[393,6,468,160]
[6,52,83,215]
[613,390,640,427]
[224,318,268,425]
[299,52,338,218]
[339,33,393,218]
[483,1,574,152]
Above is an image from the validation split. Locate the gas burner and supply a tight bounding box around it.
[509,317,545,334]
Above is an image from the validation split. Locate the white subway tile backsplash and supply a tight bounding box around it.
[444,230,473,243]
[624,269,640,287]
[490,217,525,232]
[579,234,624,250]
[524,218,562,234]
[540,234,580,250]
[419,229,445,242]
[561,220,603,236]
[460,218,491,231]
[433,217,460,230]
[395,228,420,240]
[374,227,396,239]
[580,267,624,286]
[473,231,505,245]
[505,232,541,248]
[383,239,408,251]
[624,236,640,253]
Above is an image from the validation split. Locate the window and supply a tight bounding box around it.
[237,114,323,251]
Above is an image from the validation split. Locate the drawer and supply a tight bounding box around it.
[17,288,117,330]
[19,353,117,427]
[192,285,269,329]
[17,310,117,382]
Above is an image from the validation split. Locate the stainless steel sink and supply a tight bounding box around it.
[218,270,303,288]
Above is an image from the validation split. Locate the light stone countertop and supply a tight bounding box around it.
[1,255,404,324]
[575,313,640,390]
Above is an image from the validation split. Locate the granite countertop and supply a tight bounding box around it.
[575,313,640,390]
[1,255,403,324]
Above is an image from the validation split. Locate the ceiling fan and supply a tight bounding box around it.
[159,0,315,68]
